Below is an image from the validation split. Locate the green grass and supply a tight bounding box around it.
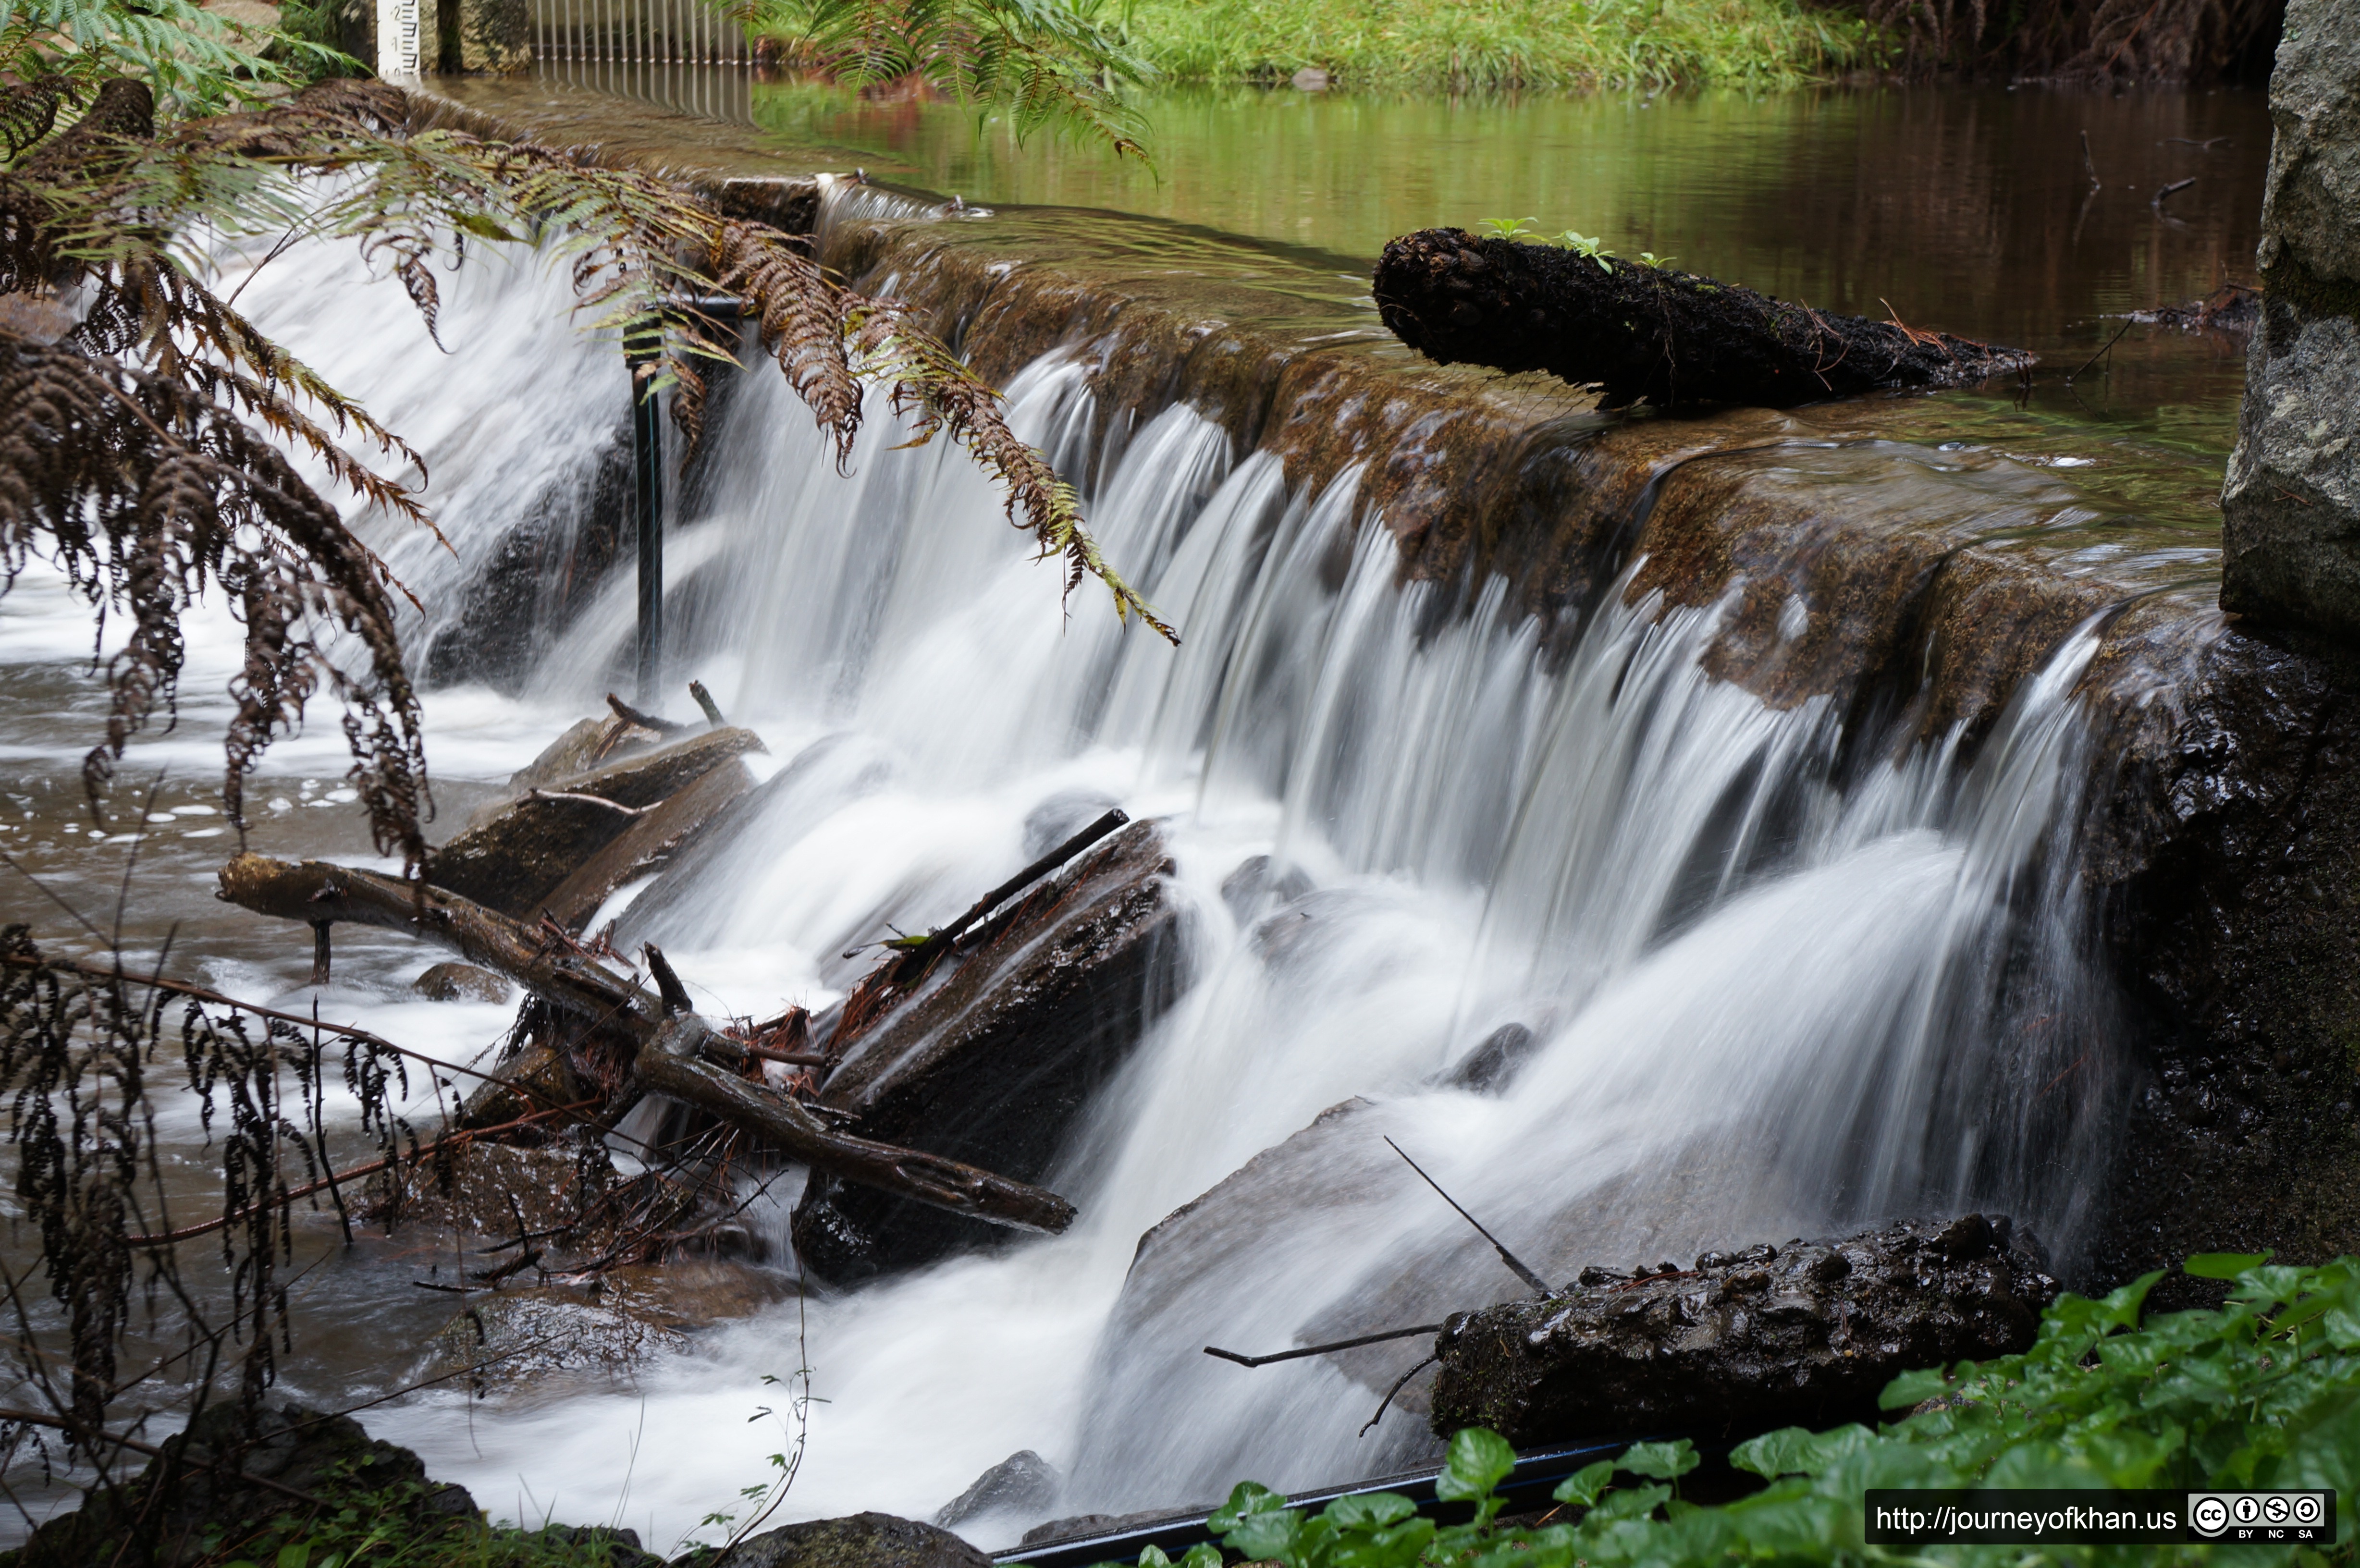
[1114,0,1885,91]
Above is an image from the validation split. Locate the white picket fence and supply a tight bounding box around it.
[531,0,753,64]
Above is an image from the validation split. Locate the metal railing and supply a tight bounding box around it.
[531,0,752,65]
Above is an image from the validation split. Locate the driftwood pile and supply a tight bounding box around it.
[215,699,1181,1285]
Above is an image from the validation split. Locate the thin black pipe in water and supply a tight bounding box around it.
[626,297,746,708]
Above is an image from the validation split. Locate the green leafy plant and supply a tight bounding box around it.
[1554,230,1614,271]
[1637,250,1676,270]
[731,0,1155,160]
[1141,1254,2360,1568]
[1477,215,1536,240]
[0,0,350,118]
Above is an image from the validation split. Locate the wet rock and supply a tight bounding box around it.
[13,1401,476,1568]
[541,756,756,931]
[455,1036,584,1129]
[413,960,514,1004]
[934,1449,1060,1528]
[790,820,1185,1281]
[1428,1215,2056,1446]
[1018,1508,1179,1549]
[1219,854,1314,921]
[1026,789,1123,858]
[1445,1023,1537,1092]
[519,1526,665,1568]
[422,434,631,693]
[2077,608,2360,1304]
[712,1512,992,1568]
[428,727,765,916]
[2221,0,2360,642]
[426,1262,794,1389]
[510,713,662,793]
[366,1137,614,1246]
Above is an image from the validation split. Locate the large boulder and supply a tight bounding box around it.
[2220,0,2360,641]
[790,820,1185,1280]
[2076,609,2360,1302]
[710,1512,991,1568]
[12,1402,477,1568]
[1428,1215,2058,1447]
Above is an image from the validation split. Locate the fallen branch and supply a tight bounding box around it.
[606,692,685,735]
[873,807,1130,983]
[1373,229,2034,409]
[214,855,1077,1235]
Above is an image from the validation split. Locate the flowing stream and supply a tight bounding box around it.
[0,84,2261,1555]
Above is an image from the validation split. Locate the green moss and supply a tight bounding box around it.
[1113,0,1884,90]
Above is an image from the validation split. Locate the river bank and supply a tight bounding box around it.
[1109,0,1877,91]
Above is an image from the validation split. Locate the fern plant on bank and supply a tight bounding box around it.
[1143,1254,2360,1568]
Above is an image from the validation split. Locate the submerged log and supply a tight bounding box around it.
[1374,228,2035,409]
[214,854,1077,1237]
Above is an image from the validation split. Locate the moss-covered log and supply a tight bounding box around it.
[1374,228,2035,409]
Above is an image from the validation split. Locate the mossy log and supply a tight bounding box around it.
[214,853,1077,1237]
[1374,228,2035,409]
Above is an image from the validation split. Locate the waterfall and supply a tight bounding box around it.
[209,207,2125,1549]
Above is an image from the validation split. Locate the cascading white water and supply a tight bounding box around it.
[98,206,2121,1551]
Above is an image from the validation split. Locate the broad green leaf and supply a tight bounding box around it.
[1549,1459,1615,1506]
[1176,1544,1222,1568]
[2184,1251,2274,1280]
[1435,1427,1516,1501]
[1207,1480,1284,1532]
[1588,1482,1671,1522]
[1135,1546,1169,1568]
[1729,1428,1819,1478]
[1617,1438,1699,1480]
[1880,1366,1951,1410]
[1324,1491,1415,1529]
[1223,1501,1302,1562]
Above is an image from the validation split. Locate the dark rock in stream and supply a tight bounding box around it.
[428,726,765,917]
[1444,1023,1538,1092]
[2076,610,2360,1305]
[1429,1215,2057,1446]
[412,959,514,1004]
[426,1262,796,1389]
[790,820,1186,1281]
[934,1449,1060,1527]
[11,1401,477,1568]
[709,1513,991,1568]
[421,430,631,693]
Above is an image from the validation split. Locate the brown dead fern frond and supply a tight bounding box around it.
[0,332,430,869]
[711,220,862,467]
[847,295,1177,641]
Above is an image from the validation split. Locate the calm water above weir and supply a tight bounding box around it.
[563,67,2270,461]
[0,75,2273,1553]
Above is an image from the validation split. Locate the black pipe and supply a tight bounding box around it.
[627,342,664,707]
[625,297,746,710]
[992,1439,1637,1568]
